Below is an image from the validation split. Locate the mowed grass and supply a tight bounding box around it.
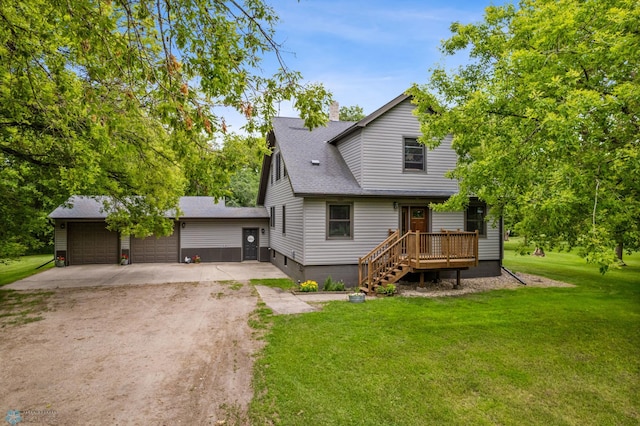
[0,254,54,287]
[249,243,640,425]
[0,255,55,326]
[250,277,296,290]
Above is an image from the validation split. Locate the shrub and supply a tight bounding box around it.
[375,283,396,296]
[323,276,345,291]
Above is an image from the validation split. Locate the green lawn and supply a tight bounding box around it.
[0,255,55,326]
[249,244,640,425]
[0,254,54,287]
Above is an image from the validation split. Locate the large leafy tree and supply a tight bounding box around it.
[339,105,365,121]
[0,0,331,257]
[409,0,639,271]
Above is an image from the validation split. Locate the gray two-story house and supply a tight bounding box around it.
[258,94,503,291]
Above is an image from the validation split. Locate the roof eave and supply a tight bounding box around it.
[257,130,276,205]
[293,191,457,199]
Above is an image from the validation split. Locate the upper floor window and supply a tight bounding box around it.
[404,138,425,171]
[270,206,276,228]
[327,203,352,239]
[275,152,282,181]
[466,202,487,237]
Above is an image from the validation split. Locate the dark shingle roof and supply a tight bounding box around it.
[272,117,361,196]
[179,197,268,219]
[49,196,268,219]
[48,196,114,219]
[256,93,453,201]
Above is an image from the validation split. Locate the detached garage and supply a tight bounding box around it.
[68,222,119,264]
[131,232,179,263]
[50,196,270,265]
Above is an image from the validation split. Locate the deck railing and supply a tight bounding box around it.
[408,230,478,263]
[358,230,478,291]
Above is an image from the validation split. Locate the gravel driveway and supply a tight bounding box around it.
[1,265,283,424]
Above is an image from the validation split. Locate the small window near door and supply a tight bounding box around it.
[404,138,425,171]
[466,202,487,237]
[327,203,352,239]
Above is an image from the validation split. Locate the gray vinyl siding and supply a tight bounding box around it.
[335,131,362,185]
[432,210,500,260]
[432,211,464,232]
[181,220,269,248]
[265,150,304,262]
[54,223,67,252]
[303,198,398,265]
[479,219,501,260]
[360,99,459,192]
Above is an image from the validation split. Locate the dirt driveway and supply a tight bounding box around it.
[1,265,285,425]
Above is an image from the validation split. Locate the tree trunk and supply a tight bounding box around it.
[615,242,626,266]
[532,247,545,257]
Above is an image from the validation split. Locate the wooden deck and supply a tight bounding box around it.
[358,230,479,293]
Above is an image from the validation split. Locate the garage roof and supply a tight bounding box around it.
[49,196,269,219]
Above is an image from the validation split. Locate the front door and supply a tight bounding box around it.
[401,206,429,233]
[242,228,259,260]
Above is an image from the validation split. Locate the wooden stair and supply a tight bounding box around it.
[358,229,479,293]
[358,230,412,293]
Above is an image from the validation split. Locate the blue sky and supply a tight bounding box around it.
[223,0,504,131]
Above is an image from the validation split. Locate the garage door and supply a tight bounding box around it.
[68,222,119,265]
[131,232,179,263]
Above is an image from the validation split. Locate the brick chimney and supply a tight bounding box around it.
[329,101,339,121]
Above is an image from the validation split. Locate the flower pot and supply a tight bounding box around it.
[349,294,365,303]
[55,260,65,267]
[120,259,129,265]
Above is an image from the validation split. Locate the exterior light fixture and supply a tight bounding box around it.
[393,202,398,210]
[181,222,186,229]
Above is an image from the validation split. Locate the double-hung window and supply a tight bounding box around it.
[404,138,425,171]
[327,203,352,239]
[465,202,487,237]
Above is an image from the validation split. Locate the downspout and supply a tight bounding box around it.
[499,214,504,268]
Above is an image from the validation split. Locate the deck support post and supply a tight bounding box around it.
[454,269,461,289]
[419,272,424,288]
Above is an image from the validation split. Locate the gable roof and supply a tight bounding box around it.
[49,196,268,219]
[327,93,412,144]
[257,93,455,203]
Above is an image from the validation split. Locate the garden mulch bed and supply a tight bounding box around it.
[398,271,574,298]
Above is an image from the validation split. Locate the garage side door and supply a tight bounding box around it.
[68,222,119,265]
[131,232,179,263]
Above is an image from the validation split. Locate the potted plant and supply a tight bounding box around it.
[55,256,65,267]
[193,254,201,264]
[120,254,129,265]
[348,292,365,303]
